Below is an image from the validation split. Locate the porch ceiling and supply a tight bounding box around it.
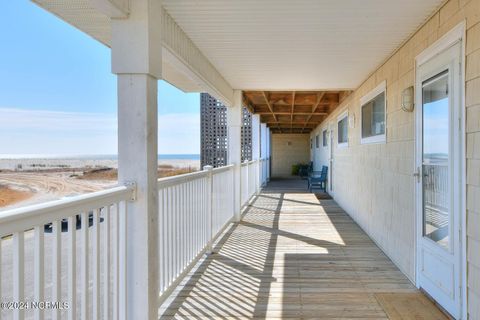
[32,0,445,102]
[162,0,444,90]
[244,90,351,134]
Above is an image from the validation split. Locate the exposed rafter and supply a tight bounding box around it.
[302,92,326,133]
[262,91,281,133]
[291,91,296,131]
[244,90,348,134]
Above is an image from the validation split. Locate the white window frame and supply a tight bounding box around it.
[322,128,328,147]
[315,134,320,148]
[337,110,349,148]
[360,80,387,145]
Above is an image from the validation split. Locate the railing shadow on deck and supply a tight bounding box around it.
[157,189,368,319]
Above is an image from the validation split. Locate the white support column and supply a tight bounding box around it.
[260,123,267,185]
[111,1,162,319]
[267,127,271,181]
[251,114,261,193]
[227,90,243,221]
[260,123,267,159]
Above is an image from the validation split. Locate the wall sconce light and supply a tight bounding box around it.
[401,86,414,112]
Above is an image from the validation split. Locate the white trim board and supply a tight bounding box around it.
[359,80,387,145]
[337,111,349,148]
[414,20,466,320]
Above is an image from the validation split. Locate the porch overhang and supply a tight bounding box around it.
[243,90,351,134]
[31,0,445,108]
[31,0,235,105]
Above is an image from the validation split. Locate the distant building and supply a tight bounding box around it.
[200,93,252,168]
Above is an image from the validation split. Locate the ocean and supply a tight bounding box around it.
[0,154,200,160]
[0,154,200,171]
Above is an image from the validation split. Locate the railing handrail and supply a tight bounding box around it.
[241,160,257,167]
[0,185,134,237]
[157,165,236,188]
[212,164,234,174]
[158,170,209,188]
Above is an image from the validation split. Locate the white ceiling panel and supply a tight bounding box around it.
[162,0,444,90]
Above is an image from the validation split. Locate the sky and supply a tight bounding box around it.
[0,1,200,156]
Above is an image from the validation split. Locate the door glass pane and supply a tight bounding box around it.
[422,70,449,250]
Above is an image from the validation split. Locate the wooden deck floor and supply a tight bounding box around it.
[159,179,418,319]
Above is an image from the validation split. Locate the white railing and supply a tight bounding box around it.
[211,165,235,236]
[260,157,270,186]
[157,165,235,305]
[0,159,270,319]
[240,160,261,207]
[0,185,134,320]
[241,162,249,206]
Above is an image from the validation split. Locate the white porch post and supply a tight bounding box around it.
[252,114,260,160]
[261,123,267,159]
[266,127,271,181]
[228,90,243,221]
[260,123,267,185]
[111,0,162,319]
[251,114,261,193]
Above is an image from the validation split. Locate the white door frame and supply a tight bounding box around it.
[414,21,466,319]
[328,122,334,193]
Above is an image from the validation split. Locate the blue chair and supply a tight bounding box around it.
[308,166,328,192]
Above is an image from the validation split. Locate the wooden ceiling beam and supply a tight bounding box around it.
[262,91,281,133]
[254,111,328,115]
[291,91,296,131]
[302,92,326,133]
[242,94,255,114]
[312,92,326,113]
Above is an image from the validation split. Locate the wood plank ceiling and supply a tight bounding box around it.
[244,91,351,134]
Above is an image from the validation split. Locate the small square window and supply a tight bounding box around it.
[337,112,348,148]
[322,130,327,147]
[361,81,386,144]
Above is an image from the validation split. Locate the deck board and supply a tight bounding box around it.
[159,179,417,319]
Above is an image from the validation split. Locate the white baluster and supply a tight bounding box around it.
[52,221,61,320]
[103,206,110,319]
[34,226,44,320]
[81,212,89,320]
[13,232,24,320]
[67,216,76,320]
[93,209,100,319]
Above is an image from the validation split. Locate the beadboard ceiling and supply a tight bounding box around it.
[162,0,444,90]
[33,0,445,92]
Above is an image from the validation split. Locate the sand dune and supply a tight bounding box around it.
[0,157,200,210]
[0,171,116,210]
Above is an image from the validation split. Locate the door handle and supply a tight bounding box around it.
[413,167,421,183]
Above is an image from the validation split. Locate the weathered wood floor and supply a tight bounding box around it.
[159,179,417,319]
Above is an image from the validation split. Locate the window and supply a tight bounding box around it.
[337,111,348,147]
[360,81,386,144]
[322,129,327,147]
[315,135,319,148]
[310,138,313,149]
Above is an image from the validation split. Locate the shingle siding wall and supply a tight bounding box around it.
[312,0,480,318]
[271,134,310,177]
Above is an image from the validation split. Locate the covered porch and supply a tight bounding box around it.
[159,179,443,319]
[2,0,479,319]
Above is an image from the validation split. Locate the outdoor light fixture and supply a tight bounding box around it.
[401,86,414,112]
[349,113,356,128]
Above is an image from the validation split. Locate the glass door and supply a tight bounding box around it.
[422,70,450,250]
[415,40,462,319]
